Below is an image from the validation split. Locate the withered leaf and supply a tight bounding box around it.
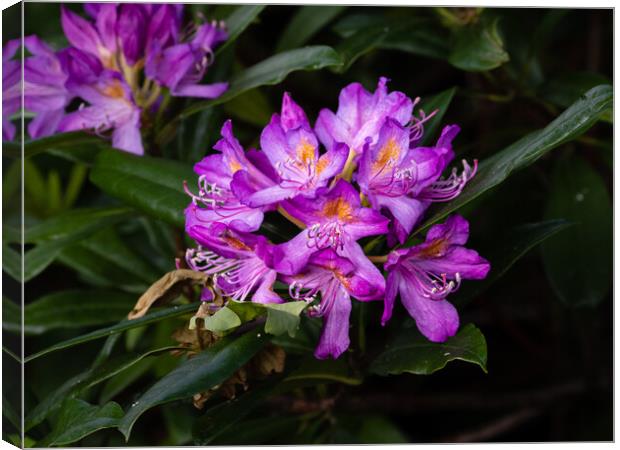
[128,269,208,319]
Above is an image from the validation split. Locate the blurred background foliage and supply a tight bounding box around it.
[2,3,613,446]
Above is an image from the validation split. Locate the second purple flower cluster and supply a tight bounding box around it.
[184,78,491,359]
[3,4,227,154]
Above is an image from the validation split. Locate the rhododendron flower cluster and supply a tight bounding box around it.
[184,78,490,359]
[2,4,227,154]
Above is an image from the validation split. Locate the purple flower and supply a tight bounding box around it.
[184,120,272,233]
[58,71,143,154]
[185,222,282,304]
[314,77,413,175]
[61,5,118,71]
[3,39,21,141]
[232,93,349,208]
[274,179,388,295]
[383,215,490,342]
[22,36,75,139]
[284,248,384,359]
[357,118,476,244]
[146,20,228,98]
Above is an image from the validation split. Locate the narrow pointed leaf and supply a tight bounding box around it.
[118,331,268,439]
[415,84,612,235]
[24,303,196,363]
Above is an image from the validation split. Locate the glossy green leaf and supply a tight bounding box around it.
[417,87,457,146]
[118,330,268,439]
[3,131,103,159]
[415,85,613,235]
[276,6,346,52]
[23,290,136,335]
[57,229,159,293]
[25,207,131,243]
[541,155,612,307]
[333,25,388,73]
[369,323,487,376]
[158,46,343,144]
[448,18,509,71]
[216,5,266,55]
[24,303,196,363]
[454,219,572,306]
[90,149,194,227]
[38,399,123,447]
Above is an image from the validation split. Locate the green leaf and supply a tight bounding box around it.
[225,301,308,337]
[22,207,132,281]
[216,5,266,55]
[414,84,613,235]
[25,346,178,432]
[38,399,123,447]
[333,25,388,73]
[24,303,196,363]
[90,150,195,227]
[24,241,63,282]
[454,219,573,306]
[541,155,612,307]
[25,207,131,243]
[264,301,307,337]
[276,6,346,52]
[24,290,136,335]
[118,330,268,439]
[3,131,104,159]
[417,87,457,146]
[369,323,487,376]
[158,46,343,144]
[201,307,242,333]
[57,228,160,293]
[448,18,510,71]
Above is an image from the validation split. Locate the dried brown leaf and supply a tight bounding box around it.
[128,269,208,319]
